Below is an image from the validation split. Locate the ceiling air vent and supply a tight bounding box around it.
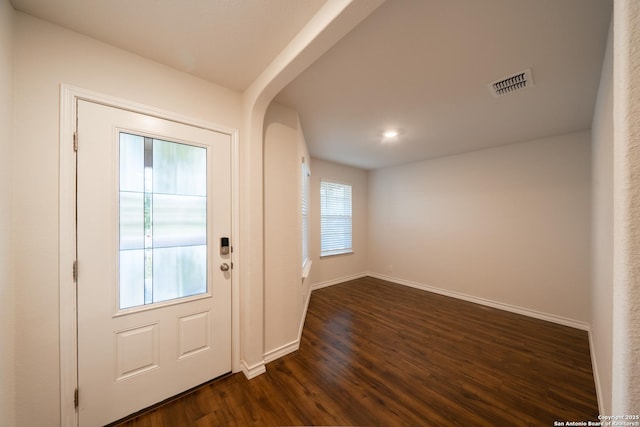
[488,68,534,97]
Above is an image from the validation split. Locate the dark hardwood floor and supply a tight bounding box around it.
[115,276,599,426]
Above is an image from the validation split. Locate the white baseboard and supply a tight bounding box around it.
[261,273,366,366]
[264,340,300,364]
[240,359,266,380]
[588,329,604,414]
[263,282,313,365]
[367,272,590,331]
[310,272,368,291]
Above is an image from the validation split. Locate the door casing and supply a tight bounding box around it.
[58,84,241,427]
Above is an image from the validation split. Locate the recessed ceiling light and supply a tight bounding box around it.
[383,130,399,139]
[381,129,402,143]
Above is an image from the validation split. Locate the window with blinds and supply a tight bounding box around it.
[320,180,352,256]
[301,161,310,267]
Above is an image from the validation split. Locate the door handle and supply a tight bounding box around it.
[220,263,230,272]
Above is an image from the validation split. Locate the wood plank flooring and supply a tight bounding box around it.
[115,276,599,426]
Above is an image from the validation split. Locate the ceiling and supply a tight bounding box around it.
[276,0,612,169]
[9,0,327,91]
[11,0,612,170]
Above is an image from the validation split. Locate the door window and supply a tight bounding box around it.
[119,132,208,309]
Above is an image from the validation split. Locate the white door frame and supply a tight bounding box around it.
[58,84,241,427]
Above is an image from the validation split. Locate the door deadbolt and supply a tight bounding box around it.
[220,237,230,255]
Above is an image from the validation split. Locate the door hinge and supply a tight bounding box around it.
[73,132,78,152]
[74,388,79,409]
[73,260,78,282]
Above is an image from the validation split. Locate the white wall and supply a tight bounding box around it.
[368,132,592,325]
[307,158,368,287]
[238,0,383,378]
[0,1,14,426]
[263,102,311,357]
[13,13,241,426]
[590,18,614,415]
[612,0,640,414]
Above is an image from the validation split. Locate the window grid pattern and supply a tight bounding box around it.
[119,133,208,310]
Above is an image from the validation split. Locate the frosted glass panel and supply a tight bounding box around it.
[120,192,144,250]
[118,132,209,310]
[153,139,206,196]
[120,133,144,192]
[153,246,207,303]
[153,194,206,248]
[120,250,145,309]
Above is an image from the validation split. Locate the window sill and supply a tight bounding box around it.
[320,250,354,258]
[302,259,312,280]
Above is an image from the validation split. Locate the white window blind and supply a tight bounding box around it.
[301,161,310,267]
[320,180,352,256]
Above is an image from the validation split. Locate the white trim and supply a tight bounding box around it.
[230,126,241,374]
[264,340,300,364]
[59,84,241,426]
[320,250,354,258]
[589,329,604,415]
[310,272,368,291]
[240,360,267,379]
[64,85,238,135]
[367,272,590,331]
[59,84,78,427]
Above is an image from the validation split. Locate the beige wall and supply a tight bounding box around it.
[590,18,613,415]
[4,2,632,422]
[263,102,311,356]
[307,158,368,287]
[13,13,241,426]
[0,0,14,426]
[368,131,592,324]
[238,1,382,377]
[612,0,640,414]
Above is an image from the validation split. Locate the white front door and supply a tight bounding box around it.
[76,100,232,426]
